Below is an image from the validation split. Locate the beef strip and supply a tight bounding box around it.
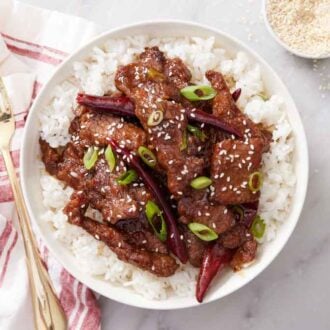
[40,138,62,175]
[210,138,264,205]
[206,70,271,150]
[115,218,168,254]
[86,158,152,223]
[77,110,146,152]
[181,225,207,267]
[64,191,178,277]
[230,239,258,271]
[220,224,251,249]
[178,197,235,235]
[115,47,207,198]
[163,57,191,90]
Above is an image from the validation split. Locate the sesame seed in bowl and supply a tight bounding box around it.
[263,0,330,59]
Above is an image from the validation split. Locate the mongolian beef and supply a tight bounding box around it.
[40,46,271,302]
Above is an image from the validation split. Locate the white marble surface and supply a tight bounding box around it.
[19,0,330,329]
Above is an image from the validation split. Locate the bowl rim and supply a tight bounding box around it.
[20,19,309,310]
[262,0,330,60]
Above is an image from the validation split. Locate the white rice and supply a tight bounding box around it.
[38,36,296,300]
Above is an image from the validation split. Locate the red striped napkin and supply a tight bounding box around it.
[0,1,102,329]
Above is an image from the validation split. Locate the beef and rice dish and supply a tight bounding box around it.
[40,46,273,302]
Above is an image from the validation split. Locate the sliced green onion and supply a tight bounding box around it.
[232,205,244,222]
[187,124,207,142]
[190,176,212,190]
[188,222,218,241]
[138,146,157,167]
[180,85,217,101]
[145,200,167,241]
[251,215,266,239]
[83,146,98,170]
[256,92,269,101]
[147,110,163,126]
[147,68,165,81]
[248,171,263,193]
[105,145,116,172]
[116,169,138,185]
[180,129,188,151]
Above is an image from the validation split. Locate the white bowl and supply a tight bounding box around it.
[20,20,309,310]
[262,0,330,60]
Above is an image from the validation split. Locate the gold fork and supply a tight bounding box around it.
[0,77,67,330]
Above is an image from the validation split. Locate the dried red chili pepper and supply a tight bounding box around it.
[196,243,234,303]
[77,93,242,137]
[231,88,242,102]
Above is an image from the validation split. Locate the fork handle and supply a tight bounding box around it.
[1,147,67,330]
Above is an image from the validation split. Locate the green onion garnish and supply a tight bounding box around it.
[232,205,244,222]
[257,92,269,101]
[147,110,163,126]
[138,146,157,168]
[187,124,207,142]
[248,171,263,193]
[188,222,218,241]
[180,85,217,101]
[116,169,138,185]
[105,145,116,172]
[251,215,266,239]
[180,129,188,151]
[147,68,165,81]
[145,200,167,241]
[83,146,98,170]
[190,176,212,190]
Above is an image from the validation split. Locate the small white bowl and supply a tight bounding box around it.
[263,0,330,60]
[20,20,309,310]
